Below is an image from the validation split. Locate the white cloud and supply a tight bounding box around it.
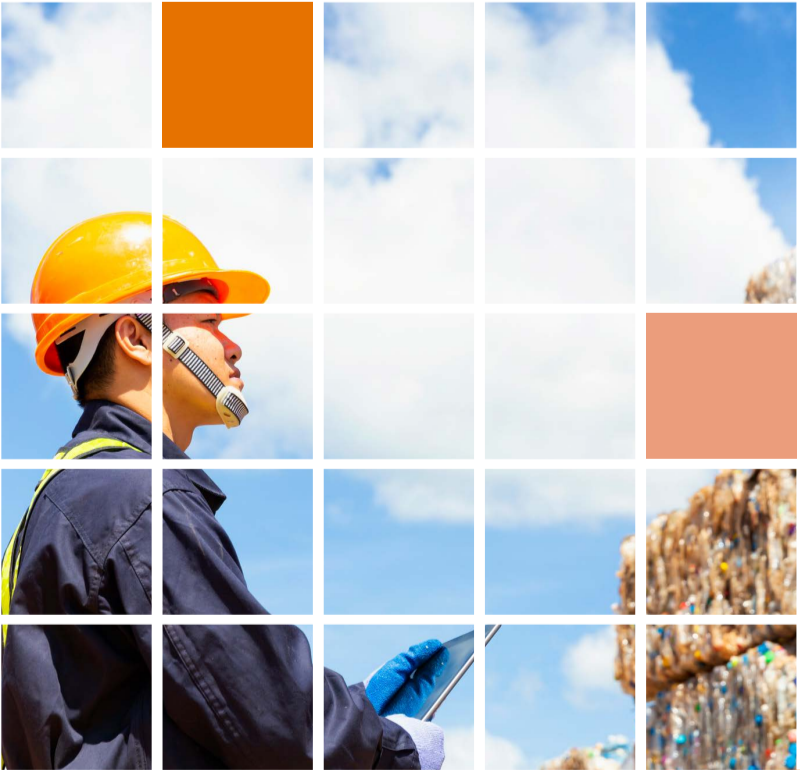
[646,40,711,148]
[188,315,312,459]
[325,315,473,459]
[485,730,539,770]
[486,470,635,528]
[646,468,720,521]
[646,30,792,302]
[164,159,313,304]
[483,2,792,301]
[346,469,474,525]
[486,160,634,303]
[2,3,151,147]
[485,315,635,459]
[485,4,634,147]
[561,626,620,709]
[324,3,473,147]
[2,157,151,342]
[443,726,475,770]
[325,159,474,302]
[647,157,791,303]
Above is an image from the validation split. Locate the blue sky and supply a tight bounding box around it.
[485,470,634,615]
[486,520,633,615]
[325,624,474,733]
[512,3,633,37]
[2,319,89,459]
[649,3,796,148]
[325,471,474,614]
[204,470,312,614]
[745,158,796,244]
[2,469,48,549]
[486,625,633,766]
[1,3,54,95]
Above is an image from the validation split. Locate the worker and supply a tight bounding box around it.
[1,212,446,770]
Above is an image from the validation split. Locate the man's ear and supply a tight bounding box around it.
[115,316,152,367]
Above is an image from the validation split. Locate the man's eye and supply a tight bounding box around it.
[203,318,219,326]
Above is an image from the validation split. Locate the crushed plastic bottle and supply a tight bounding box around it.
[645,471,796,616]
[646,632,797,770]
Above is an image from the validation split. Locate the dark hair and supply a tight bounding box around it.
[74,323,119,407]
[61,323,117,406]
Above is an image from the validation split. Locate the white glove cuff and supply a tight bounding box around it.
[387,714,445,770]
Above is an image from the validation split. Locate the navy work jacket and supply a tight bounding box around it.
[2,401,418,770]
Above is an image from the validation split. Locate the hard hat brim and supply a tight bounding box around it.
[36,268,270,376]
[164,267,270,306]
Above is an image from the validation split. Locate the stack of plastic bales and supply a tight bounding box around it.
[745,249,796,304]
[646,470,796,616]
[646,629,796,770]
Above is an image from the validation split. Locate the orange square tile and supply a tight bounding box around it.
[647,313,796,459]
[163,2,312,148]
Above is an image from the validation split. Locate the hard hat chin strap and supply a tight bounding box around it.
[134,313,249,429]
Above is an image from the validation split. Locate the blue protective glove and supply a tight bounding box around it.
[364,639,450,717]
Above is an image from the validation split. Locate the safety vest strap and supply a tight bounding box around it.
[1,438,143,646]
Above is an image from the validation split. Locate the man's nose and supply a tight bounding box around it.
[223,335,243,364]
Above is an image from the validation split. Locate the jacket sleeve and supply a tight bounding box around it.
[162,488,418,770]
[163,623,313,770]
[102,504,152,614]
[324,671,420,770]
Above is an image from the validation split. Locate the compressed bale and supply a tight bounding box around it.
[645,470,796,616]
[745,250,796,304]
[646,637,796,770]
[615,624,635,697]
[614,535,635,616]
[646,625,796,697]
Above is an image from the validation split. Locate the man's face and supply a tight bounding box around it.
[163,291,244,426]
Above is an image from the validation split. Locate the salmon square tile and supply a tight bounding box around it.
[647,313,796,459]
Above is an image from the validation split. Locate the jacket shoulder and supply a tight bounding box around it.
[163,468,197,495]
[60,430,151,460]
[41,467,151,564]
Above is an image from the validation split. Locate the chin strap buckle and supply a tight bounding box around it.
[216,387,249,429]
[163,331,189,360]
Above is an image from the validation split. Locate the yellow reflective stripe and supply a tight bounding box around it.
[2,437,142,646]
[1,518,26,646]
[61,438,142,460]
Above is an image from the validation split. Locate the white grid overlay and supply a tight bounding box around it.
[0,1,795,769]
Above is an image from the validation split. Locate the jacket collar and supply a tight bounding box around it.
[70,400,152,455]
[163,433,227,513]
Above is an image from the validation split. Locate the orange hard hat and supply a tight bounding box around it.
[32,212,270,375]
